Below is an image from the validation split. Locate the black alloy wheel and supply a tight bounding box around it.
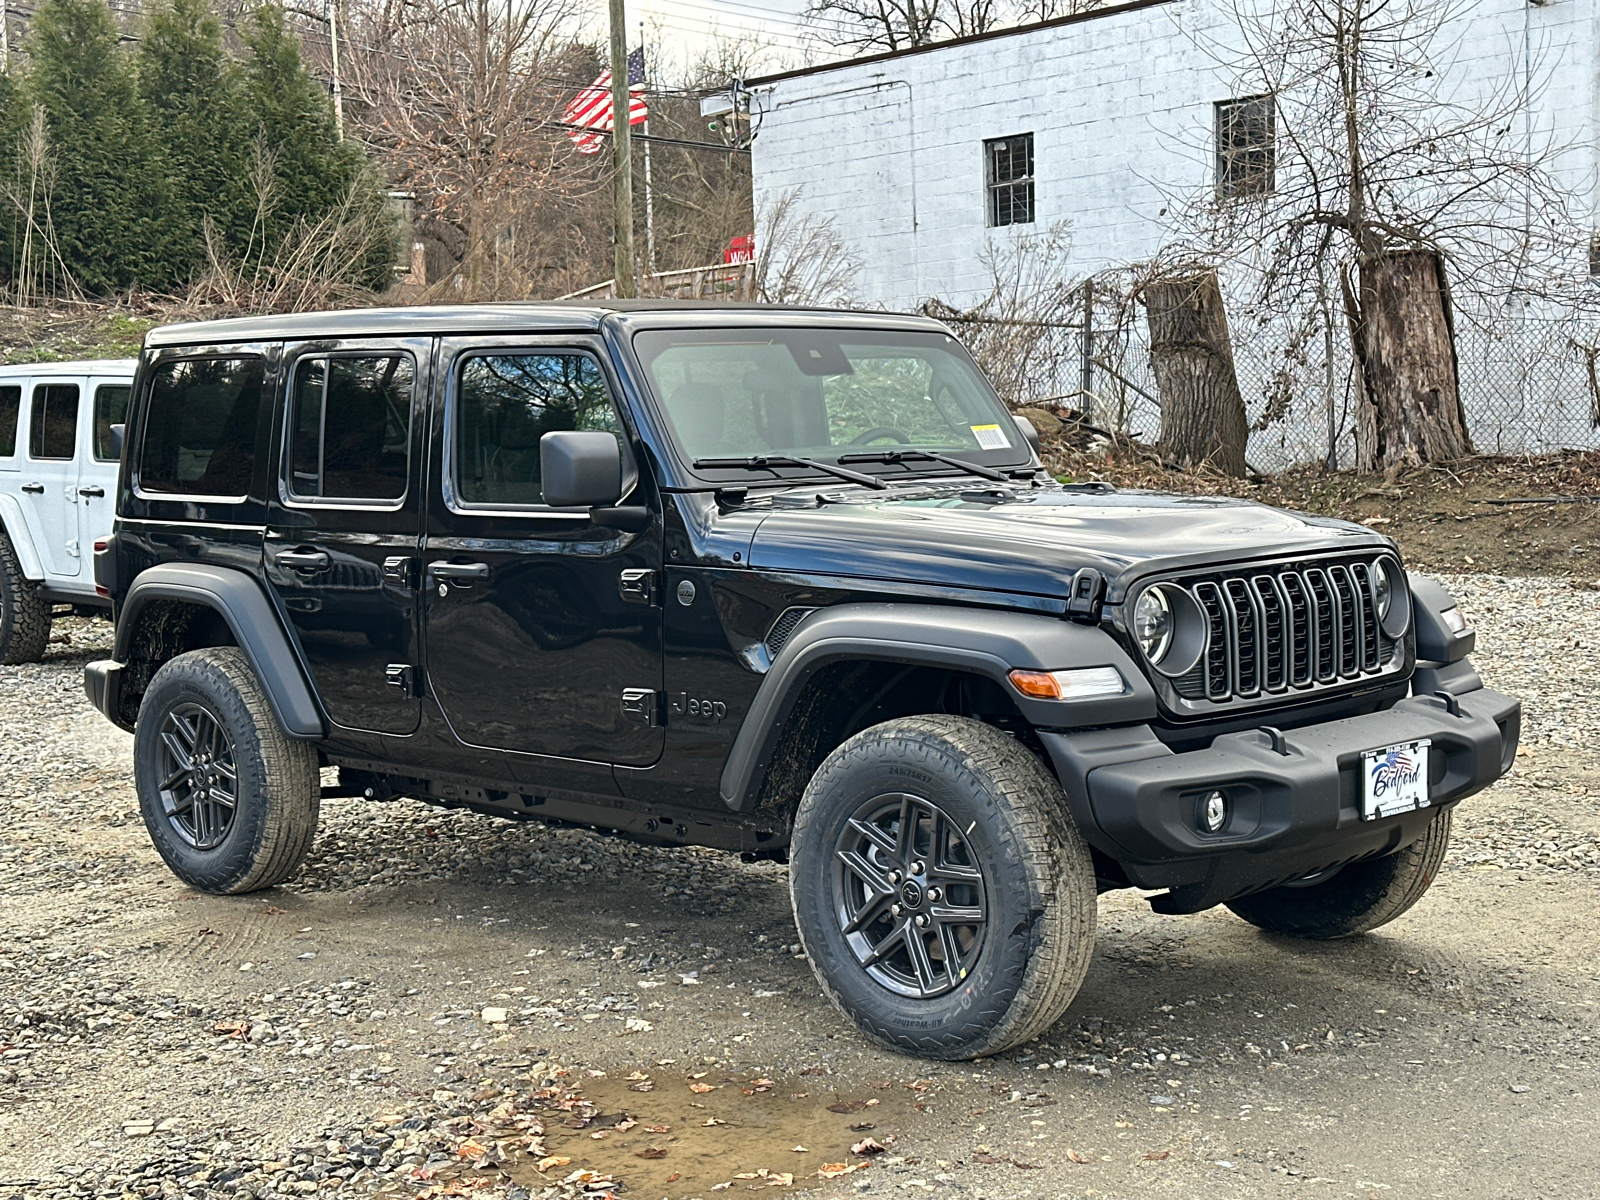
[156,701,239,850]
[833,793,988,999]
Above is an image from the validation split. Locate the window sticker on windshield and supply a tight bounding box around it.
[970,423,1008,450]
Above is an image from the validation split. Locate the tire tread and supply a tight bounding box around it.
[0,531,52,665]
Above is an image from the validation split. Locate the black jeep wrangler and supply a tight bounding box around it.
[84,303,1519,1060]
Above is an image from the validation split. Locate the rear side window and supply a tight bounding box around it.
[139,358,266,497]
[29,384,79,459]
[94,384,131,461]
[287,355,413,502]
[0,386,18,456]
[453,352,621,508]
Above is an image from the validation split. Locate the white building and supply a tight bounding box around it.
[746,0,1600,467]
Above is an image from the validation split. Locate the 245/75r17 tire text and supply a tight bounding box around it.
[790,715,1096,1060]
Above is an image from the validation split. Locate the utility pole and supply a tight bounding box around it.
[608,0,636,297]
[329,0,345,141]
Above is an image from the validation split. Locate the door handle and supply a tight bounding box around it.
[20,483,43,494]
[78,486,105,498]
[275,549,331,572]
[430,561,490,580]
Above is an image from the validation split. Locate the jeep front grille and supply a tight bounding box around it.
[1169,560,1399,705]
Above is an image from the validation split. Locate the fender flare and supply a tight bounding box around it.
[0,495,45,581]
[116,562,326,739]
[1408,572,1475,664]
[718,602,1156,812]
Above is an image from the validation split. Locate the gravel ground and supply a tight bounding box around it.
[2,575,1598,1200]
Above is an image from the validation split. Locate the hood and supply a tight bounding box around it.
[743,484,1387,602]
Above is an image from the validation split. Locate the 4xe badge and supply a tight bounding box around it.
[670,693,727,722]
[1360,738,1431,821]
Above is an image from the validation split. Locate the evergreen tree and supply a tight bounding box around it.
[24,0,176,292]
[136,0,250,264]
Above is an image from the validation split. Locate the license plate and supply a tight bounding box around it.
[1361,739,1431,821]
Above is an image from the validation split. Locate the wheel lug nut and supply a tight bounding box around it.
[890,903,902,917]
[926,886,943,903]
[887,870,902,884]
[913,913,930,928]
[911,861,925,875]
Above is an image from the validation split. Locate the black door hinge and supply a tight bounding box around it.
[619,568,659,606]
[620,688,661,726]
[386,664,418,698]
[1067,567,1105,623]
[383,556,419,589]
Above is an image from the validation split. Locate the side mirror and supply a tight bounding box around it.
[1012,414,1041,457]
[541,430,623,509]
[110,423,125,460]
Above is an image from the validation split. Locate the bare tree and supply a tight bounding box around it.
[805,0,1103,51]
[754,187,861,306]
[340,0,593,299]
[1175,0,1583,474]
[1143,268,1249,475]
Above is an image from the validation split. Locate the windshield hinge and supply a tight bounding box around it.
[619,569,659,606]
[1066,567,1105,623]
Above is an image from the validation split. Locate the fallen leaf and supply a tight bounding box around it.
[818,1162,870,1178]
[702,1117,727,1126]
[752,1078,774,1089]
[689,1070,709,1079]
[535,1156,571,1172]
[689,1082,717,1094]
[643,1124,671,1133]
[588,1131,608,1140]
[260,905,287,915]
[1144,1150,1171,1161]
[211,1021,250,1038]
[972,1152,1006,1165]
[766,1173,794,1186]
[626,1071,650,1081]
[865,1098,880,1107]
[636,1147,668,1160]
[1114,1121,1133,1129]
[455,1139,489,1161]
[1066,1148,1086,1164]
[791,1145,809,1153]
[848,1122,875,1132]
[615,1119,637,1133]
[1012,1160,1041,1170]
[851,1137,886,1156]
[800,1066,826,1076]
[711,1185,731,1192]
[734,1173,760,1180]
[665,1173,680,1184]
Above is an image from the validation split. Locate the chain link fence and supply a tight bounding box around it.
[945,306,1600,474]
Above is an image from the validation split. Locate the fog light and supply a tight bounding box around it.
[1201,791,1227,834]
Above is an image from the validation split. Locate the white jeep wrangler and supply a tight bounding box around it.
[0,359,136,662]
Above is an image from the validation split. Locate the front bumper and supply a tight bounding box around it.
[1041,685,1520,913]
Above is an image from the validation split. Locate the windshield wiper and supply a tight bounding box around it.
[837,449,1008,482]
[693,455,889,491]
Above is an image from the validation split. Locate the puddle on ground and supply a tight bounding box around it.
[414,1067,932,1197]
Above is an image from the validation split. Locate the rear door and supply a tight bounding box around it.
[81,375,132,551]
[264,339,427,737]
[20,376,84,579]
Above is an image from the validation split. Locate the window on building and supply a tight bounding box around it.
[0,386,19,457]
[1588,235,1600,278]
[287,355,413,502]
[138,357,266,497]
[1215,95,1275,199]
[985,134,1035,227]
[29,384,79,459]
[94,384,131,461]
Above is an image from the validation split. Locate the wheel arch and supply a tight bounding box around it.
[0,496,45,581]
[719,602,1156,815]
[113,563,325,739]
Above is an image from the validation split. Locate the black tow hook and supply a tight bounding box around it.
[1433,690,1465,718]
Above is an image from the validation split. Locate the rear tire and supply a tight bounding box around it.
[790,715,1096,1060]
[1226,808,1453,939]
[134,647,320,894]
[0,531,51,665]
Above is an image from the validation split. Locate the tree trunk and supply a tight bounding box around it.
[1350,249,1472,473]
[1145,270,1249,477]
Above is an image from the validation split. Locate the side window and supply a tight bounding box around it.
[286,354,412,502]
[985,133,1034,227]
[0,385,19,457]
[1216,95,1275,198]
[29,384,79,459]
[138,357,266,498]
[454,352,620,508]
[94,384,131,461]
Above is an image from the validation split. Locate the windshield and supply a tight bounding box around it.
[632,328,1028,477]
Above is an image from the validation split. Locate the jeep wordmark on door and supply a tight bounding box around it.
[84,305,1520,1060]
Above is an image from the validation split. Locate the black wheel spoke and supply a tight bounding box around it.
[156,703,238,852]
[832,791,989,1001]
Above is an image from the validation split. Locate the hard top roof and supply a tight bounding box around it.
[143,300,949,348]
[0,358,137,374]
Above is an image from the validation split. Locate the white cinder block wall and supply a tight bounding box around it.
[749,0,1600,466]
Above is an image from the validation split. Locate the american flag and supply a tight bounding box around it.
[564,48,648,156]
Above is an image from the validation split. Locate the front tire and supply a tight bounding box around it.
[0,531,51,665]
[790,715,1096,1060]
[134,647,320,894]
[1226,808,1453,939]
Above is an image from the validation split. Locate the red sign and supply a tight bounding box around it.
[724,235,754,265]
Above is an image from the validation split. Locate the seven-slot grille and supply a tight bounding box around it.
[1167,560,1398,705]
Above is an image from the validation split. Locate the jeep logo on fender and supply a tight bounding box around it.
[671,693,727,722]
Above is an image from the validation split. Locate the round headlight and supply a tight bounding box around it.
[1373,560,1393,620]
[1133,587,1173,665]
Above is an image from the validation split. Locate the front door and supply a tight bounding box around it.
[21,379,84,579]
[264,340,428,737]
[422,338,663,766]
